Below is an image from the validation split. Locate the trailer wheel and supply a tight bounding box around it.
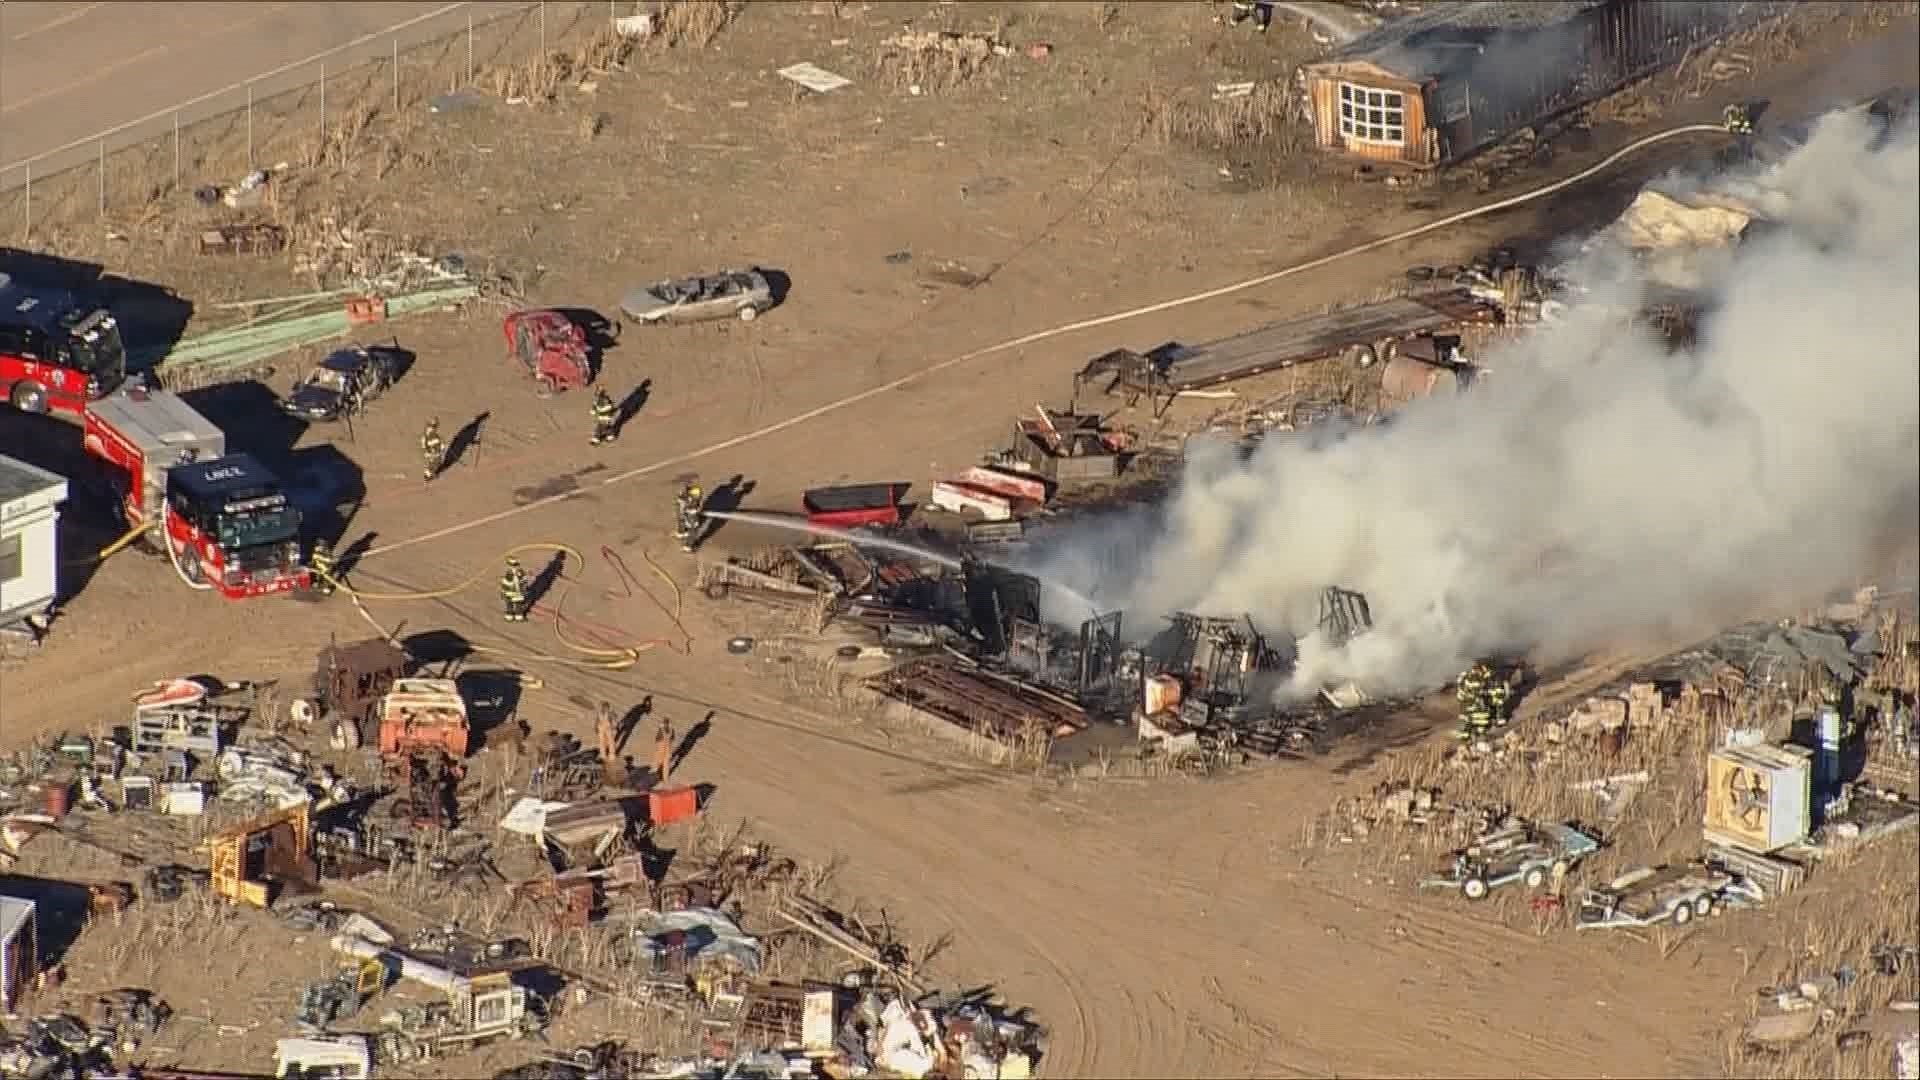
[1462,877,1489,900]
[1523,866,1546,890]
[702,581,730,600]
[1693,895,1714,918]
[737,304,759,322]
[1343,343,1377,368]
[289,698,319,729]
[8,381,48,414]
[1672,902,1692,926]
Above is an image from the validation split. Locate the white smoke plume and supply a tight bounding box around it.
[1028,106,1920,701]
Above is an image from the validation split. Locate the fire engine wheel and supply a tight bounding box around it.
[1672,902,1692,926]
[1523,866,1546,890]
[737,305,759,322]
[1462,877,1489,901]
[178,547,204,584]
[8,381,48,414]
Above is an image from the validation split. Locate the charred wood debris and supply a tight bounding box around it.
[699,512,1397,764]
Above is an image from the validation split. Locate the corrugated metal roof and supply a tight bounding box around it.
[0,896,33,944]
[0,454,65,511]
[1318,0,1609,81]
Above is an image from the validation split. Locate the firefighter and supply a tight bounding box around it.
[420,418,445,483]
[1484,666,1512,728]
[1229,0,1273,32]
[309,537,337,596]
[590,388,619,446]
[1723,103,1755,135]
[1455,661,1492,742]
[653,716,677,782]
[499,558,530,623]
[674,483,706,553]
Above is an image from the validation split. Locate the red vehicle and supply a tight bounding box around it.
[802,483,910,529]
[504,309,591,396]
[83,386,309,598]
[0,271,127,415]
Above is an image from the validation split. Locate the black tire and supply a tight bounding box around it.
[1462,877,1489,901]
[1693,895,1714,918]
[1523,866,1546,890]
[726,636,754,654]
[1672,903,1692,926]
[9,381,48,414]
[179,547,204,584]
[702,581,730,600]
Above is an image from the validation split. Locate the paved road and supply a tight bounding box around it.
[0,0,555,186]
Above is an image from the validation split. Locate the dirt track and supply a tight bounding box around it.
[1,4,1915,1077]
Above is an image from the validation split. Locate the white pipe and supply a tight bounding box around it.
[331,935,464,991]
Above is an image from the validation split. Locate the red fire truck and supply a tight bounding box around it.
[82,386,309,598]
[0,270,127,416]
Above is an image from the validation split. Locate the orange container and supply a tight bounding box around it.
[43,781,71,819]
[345,296,388,324]
[649,785,699,826]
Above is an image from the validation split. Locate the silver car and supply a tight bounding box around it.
[620,268,773,325]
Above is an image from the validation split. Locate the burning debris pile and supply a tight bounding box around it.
[1025,104,1920,708]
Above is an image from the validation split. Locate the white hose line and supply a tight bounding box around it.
[363,123,1730,561]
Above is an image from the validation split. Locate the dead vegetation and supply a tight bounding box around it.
[1141,81,1303,151]
[871,29,1009,95]
[658,0,740,51]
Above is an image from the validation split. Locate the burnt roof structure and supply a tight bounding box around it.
[1297,0,1785,169]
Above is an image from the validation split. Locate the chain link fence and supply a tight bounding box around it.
[0,1,626,238]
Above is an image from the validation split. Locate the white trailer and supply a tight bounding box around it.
[1576,861,1762,930]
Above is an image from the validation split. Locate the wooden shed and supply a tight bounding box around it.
[1298,0,1785,169]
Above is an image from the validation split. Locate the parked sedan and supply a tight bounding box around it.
[620,268,773,325]
[280,345,400,421]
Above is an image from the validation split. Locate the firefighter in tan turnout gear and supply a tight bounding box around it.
[1456,661,1495,742]
[500,558,530,622]
[674,483,706,553]
[420,419,445,482]
[591,388,619,447]
[308,538,337,596]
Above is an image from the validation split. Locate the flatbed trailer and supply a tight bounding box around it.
[1576,861,1761,930]
[1166,289,1497,391]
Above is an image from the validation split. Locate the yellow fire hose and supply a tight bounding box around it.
[315,542,683,671]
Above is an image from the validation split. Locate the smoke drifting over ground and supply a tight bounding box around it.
[1029,107,1920,701]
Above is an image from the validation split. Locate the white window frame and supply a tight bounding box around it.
[1338,82,1407,146]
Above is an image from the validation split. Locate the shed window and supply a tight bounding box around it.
[1338,83,1406,146]
[0,534,19,583]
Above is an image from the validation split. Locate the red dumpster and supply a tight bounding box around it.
[649,785,699,826]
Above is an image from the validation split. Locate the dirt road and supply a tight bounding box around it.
[0,1,558,183]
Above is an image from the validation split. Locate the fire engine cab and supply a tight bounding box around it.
[82,386,309,598]
[0,270,126,416]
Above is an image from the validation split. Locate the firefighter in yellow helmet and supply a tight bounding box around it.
[499,557,530,622]
[674,483,706,553]
[1723,103,1755,135]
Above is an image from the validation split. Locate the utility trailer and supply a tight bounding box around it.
[1575,860,1762,930]
[1420,820,1601,901]
[1077,288,1498,416]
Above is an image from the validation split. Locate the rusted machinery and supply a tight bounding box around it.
[386,750,463,830]
[376,678,470,761]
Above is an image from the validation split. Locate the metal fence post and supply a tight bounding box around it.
[173,111,181,187]
[98,140,106,216]
[246,84,255,171]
